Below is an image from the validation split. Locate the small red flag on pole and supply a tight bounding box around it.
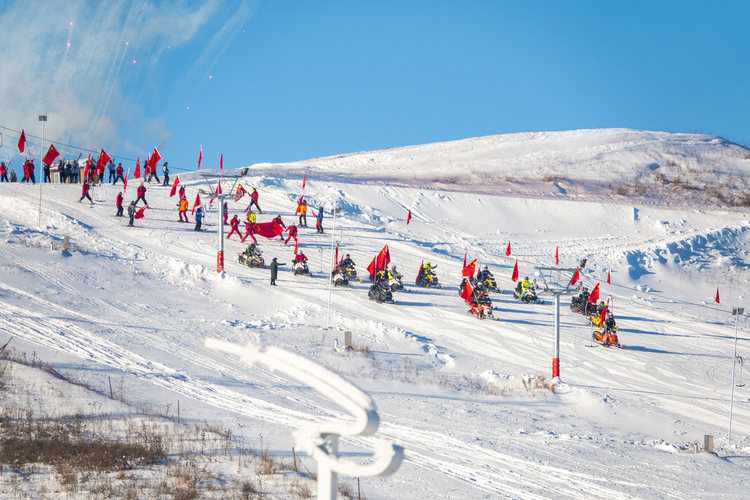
[715,288,720,304]
[18,129,26,153]
[198,146,203,170]
[460,278,474,303]
[334,244,338,264]
[123,168,130,191]
[294,239,299,255]
[462,259,477,277]
[302,174,306,189]
[511,260,519,282]
[555,246,559,266]
[588,283,600,303]
[407,209,411,225]
[506,242,511,257]
[570,270,580,285]
[463,253,467,268]
[607,269,611,284]
[192,193,201,214]
[134,156,141,179]
[220,153,223,170]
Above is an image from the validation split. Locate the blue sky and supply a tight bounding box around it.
[1,1,749,175]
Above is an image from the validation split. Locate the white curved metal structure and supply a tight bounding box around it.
[205,339,404,499]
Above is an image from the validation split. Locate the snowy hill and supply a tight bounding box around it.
[239,128,750,207]
[1,128,749,498]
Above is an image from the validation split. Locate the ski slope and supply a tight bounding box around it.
[1,129,750,498]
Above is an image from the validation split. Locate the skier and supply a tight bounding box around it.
[78,182,93,204]
[115,191,124,217]
[226,215,241,239]
[135,182,147,206]
[178,197,189,222]
[284,224,298,245]
[194,206,204,232]
[0,162,7,182]
[316,206,324,234]
[127,201,136,226]
[162,162,169,186]
[248,188,261,213]
[298,199,307,227]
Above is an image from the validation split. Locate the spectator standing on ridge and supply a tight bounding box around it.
[0,162,8,182]
[9,170,17,182]
[108,160,116,183]
[162,162,169,186]
[43,161,50,183]
[113,163,124,185]
[298,199,307,227]
[248,188,261,213]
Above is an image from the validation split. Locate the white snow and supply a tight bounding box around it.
[1,128,749,498]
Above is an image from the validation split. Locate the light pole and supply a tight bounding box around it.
[728,307,744,445]
[38,115,47,226]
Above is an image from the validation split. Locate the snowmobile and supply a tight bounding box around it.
[459,276,483,297]
[570,288,592,314]
[292,259,313,277]
[417,269,442,288]
[368,281,396,304]
[592,329,623,348]
[238,248,266,269]
[468,290,496,320]
[388,273,409,293]
[477,267,500,292]
[340,265,357,281]
[513,280,545,304]
[331,266,351,287]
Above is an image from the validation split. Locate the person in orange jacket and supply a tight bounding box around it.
[178,197,189,222]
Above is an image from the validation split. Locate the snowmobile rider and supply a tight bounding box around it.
[389,265,402,281]
[374,268,387,285]
[603,311,618,333]
[341,254,356,270]
[244,243,259,258]
[477,265,493,281]
[294,251,308,264]
[520,276,532,297]
[423,261,436,275]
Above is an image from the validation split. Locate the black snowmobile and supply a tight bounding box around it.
[292,259,313,277]
[459,276,485,296]
[477,267,500,292]
[416,266,442,289]
[570,288,592,314]
[513,279,545,304]
[368,280,396,304]
[238,246,266,269]
[331,265,352,287]
[388,271,409,293]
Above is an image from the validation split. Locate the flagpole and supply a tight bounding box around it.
[38,115,47,227]
[327,203,337,327]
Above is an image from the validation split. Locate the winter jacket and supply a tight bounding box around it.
[137,185,146,196]
[116,192,123,206]
[179,199,188,211]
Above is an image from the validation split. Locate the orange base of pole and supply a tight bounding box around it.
[217,251,224,273]
[552,357,560,379]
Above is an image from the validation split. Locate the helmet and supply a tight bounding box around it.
[391,265,397,270]
[599,301,605,307]
[484,265,488,271]
[607,311,613,318]
[346,254,350,258]
[426,261,431,266]
[524,276,529,281]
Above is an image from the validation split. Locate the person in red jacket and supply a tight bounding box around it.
[78,182,93,204]
[178,185,186,200]
[115,191,124,216]
[226,215,241,239]
[248,188,261,213]
[135,182,147,206]
[0,162,8,182]
[241,220,257,243]
[284,224,298,245]
[113,163,125,185]
[223,202,229,225]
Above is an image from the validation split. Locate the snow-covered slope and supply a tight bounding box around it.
[239,128,750,206]
[1,129,750,498]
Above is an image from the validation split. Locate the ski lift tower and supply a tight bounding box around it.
[198,170,246,276]
[534,260,586,384]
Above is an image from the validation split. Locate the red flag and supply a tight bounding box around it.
[198,146,203,170]
[302,174,306,189]
[599,299,609,324]
[97,149,111,170]
[715,288,720,304]
[294,238,299,255]
[460,277,474,303]
[295,195,304,215]
[42,144,59,166]
[123,168,130,191]
[151,147,162,166]
[376,245,390,270]
[18,129,26,153]
[607,269,611,284]
[192,193,201,214]
[570,270,580,285]
[463,253,467,268]
[588,283,600,304]
[134,205,148,219]
[555,246,559,266]
[334,245,338,264]
[83,155,90,180]
[506,242,511,256]
[235,184,247,202]
[407,209,412,225]
[511,260,519,282]
[462,259,477,277]
[416,260,424,285]
[220,153,223,170]
[169,175,180,197]
[135,156,141,179]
